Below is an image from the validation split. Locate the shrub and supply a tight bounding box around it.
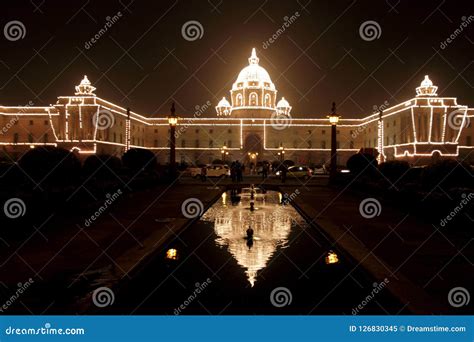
[83,154,122,180]
[122,148,156,173]
[422,159,473,192]
[18,146,81,187]
[378,160,410,184]
[346,153,378,177]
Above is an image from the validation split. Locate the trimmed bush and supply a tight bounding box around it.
[346,153,378,177]
[122,148,156,173]
[422,159,473,191]
[379,160,410,183]
[83,154,122,180]
[18,146,81,187]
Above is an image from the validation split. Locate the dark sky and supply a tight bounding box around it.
[0,0,473,118]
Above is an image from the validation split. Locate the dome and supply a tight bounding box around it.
[276,97,292,115]
[277,97,290,108]
[420,75,433,87]
[233,48,275,91]
[215,96,232,116]
[416,75,437,97]
[217,97,231,107]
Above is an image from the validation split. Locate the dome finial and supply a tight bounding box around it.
[249,48,259,65]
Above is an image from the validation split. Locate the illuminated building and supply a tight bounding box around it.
[0,49,473,165]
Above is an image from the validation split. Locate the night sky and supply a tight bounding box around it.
[0,0,472,118]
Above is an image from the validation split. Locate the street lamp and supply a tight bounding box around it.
[327,102,340,182]
[221,145,227,163]
[167,102,178,178]
[278,145,285,162]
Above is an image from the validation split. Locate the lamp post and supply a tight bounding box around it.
[278,146,285,162]
[168,102,178,178]
[221,145,228,163]
[327,102,340,182]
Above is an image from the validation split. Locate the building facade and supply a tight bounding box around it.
[1,49,473,166]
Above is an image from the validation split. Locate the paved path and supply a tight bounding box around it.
[281,185,473,314]
[0,183,223,313]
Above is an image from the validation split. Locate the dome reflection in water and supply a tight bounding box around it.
[201,190,304,287]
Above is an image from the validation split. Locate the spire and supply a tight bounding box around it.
[248,48,259,65]
[75,75,96,96]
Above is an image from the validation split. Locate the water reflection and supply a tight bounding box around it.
[201,189,304,286]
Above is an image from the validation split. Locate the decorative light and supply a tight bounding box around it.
[325,250,339,265]
[165,248,178,260]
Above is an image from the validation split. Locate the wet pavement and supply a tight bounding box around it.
[106,189,405,315]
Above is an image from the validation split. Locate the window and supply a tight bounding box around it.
[393,120,396,126]
[249,92,258,106]
[195,139,200,148]
[44,120,48,125]
[386,122,390,128]
[154,129,158,133]
[236,94,243,106]
[264,94,271,107]
[28,133,33,143]
[350,141,354,149]
[120,134,123,143]
[154,139,158,147]
[393,135,396,144]
[228,140,232,148]
[209,129,213,134]
[336,141,340,149]
[13,133,19,143]
[209,140,214,148]
[43,134,48,143]
[181,139,186,148]
[307,140,312,148]
[29,120,34,126]
[113,133,116,142]
[195,129,199,134]
[321,130,326,135]
[228,129,232,134]
[321,141,326,149]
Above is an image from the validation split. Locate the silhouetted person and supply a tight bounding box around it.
[201,166,207,182]
[281,167,287,183]
[262,163,268,179]
[246,225,254,239]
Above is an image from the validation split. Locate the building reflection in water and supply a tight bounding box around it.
[201,190,304,286]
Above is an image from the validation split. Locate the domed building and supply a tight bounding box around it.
[216,48,291,119]
[0,51,472,166]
